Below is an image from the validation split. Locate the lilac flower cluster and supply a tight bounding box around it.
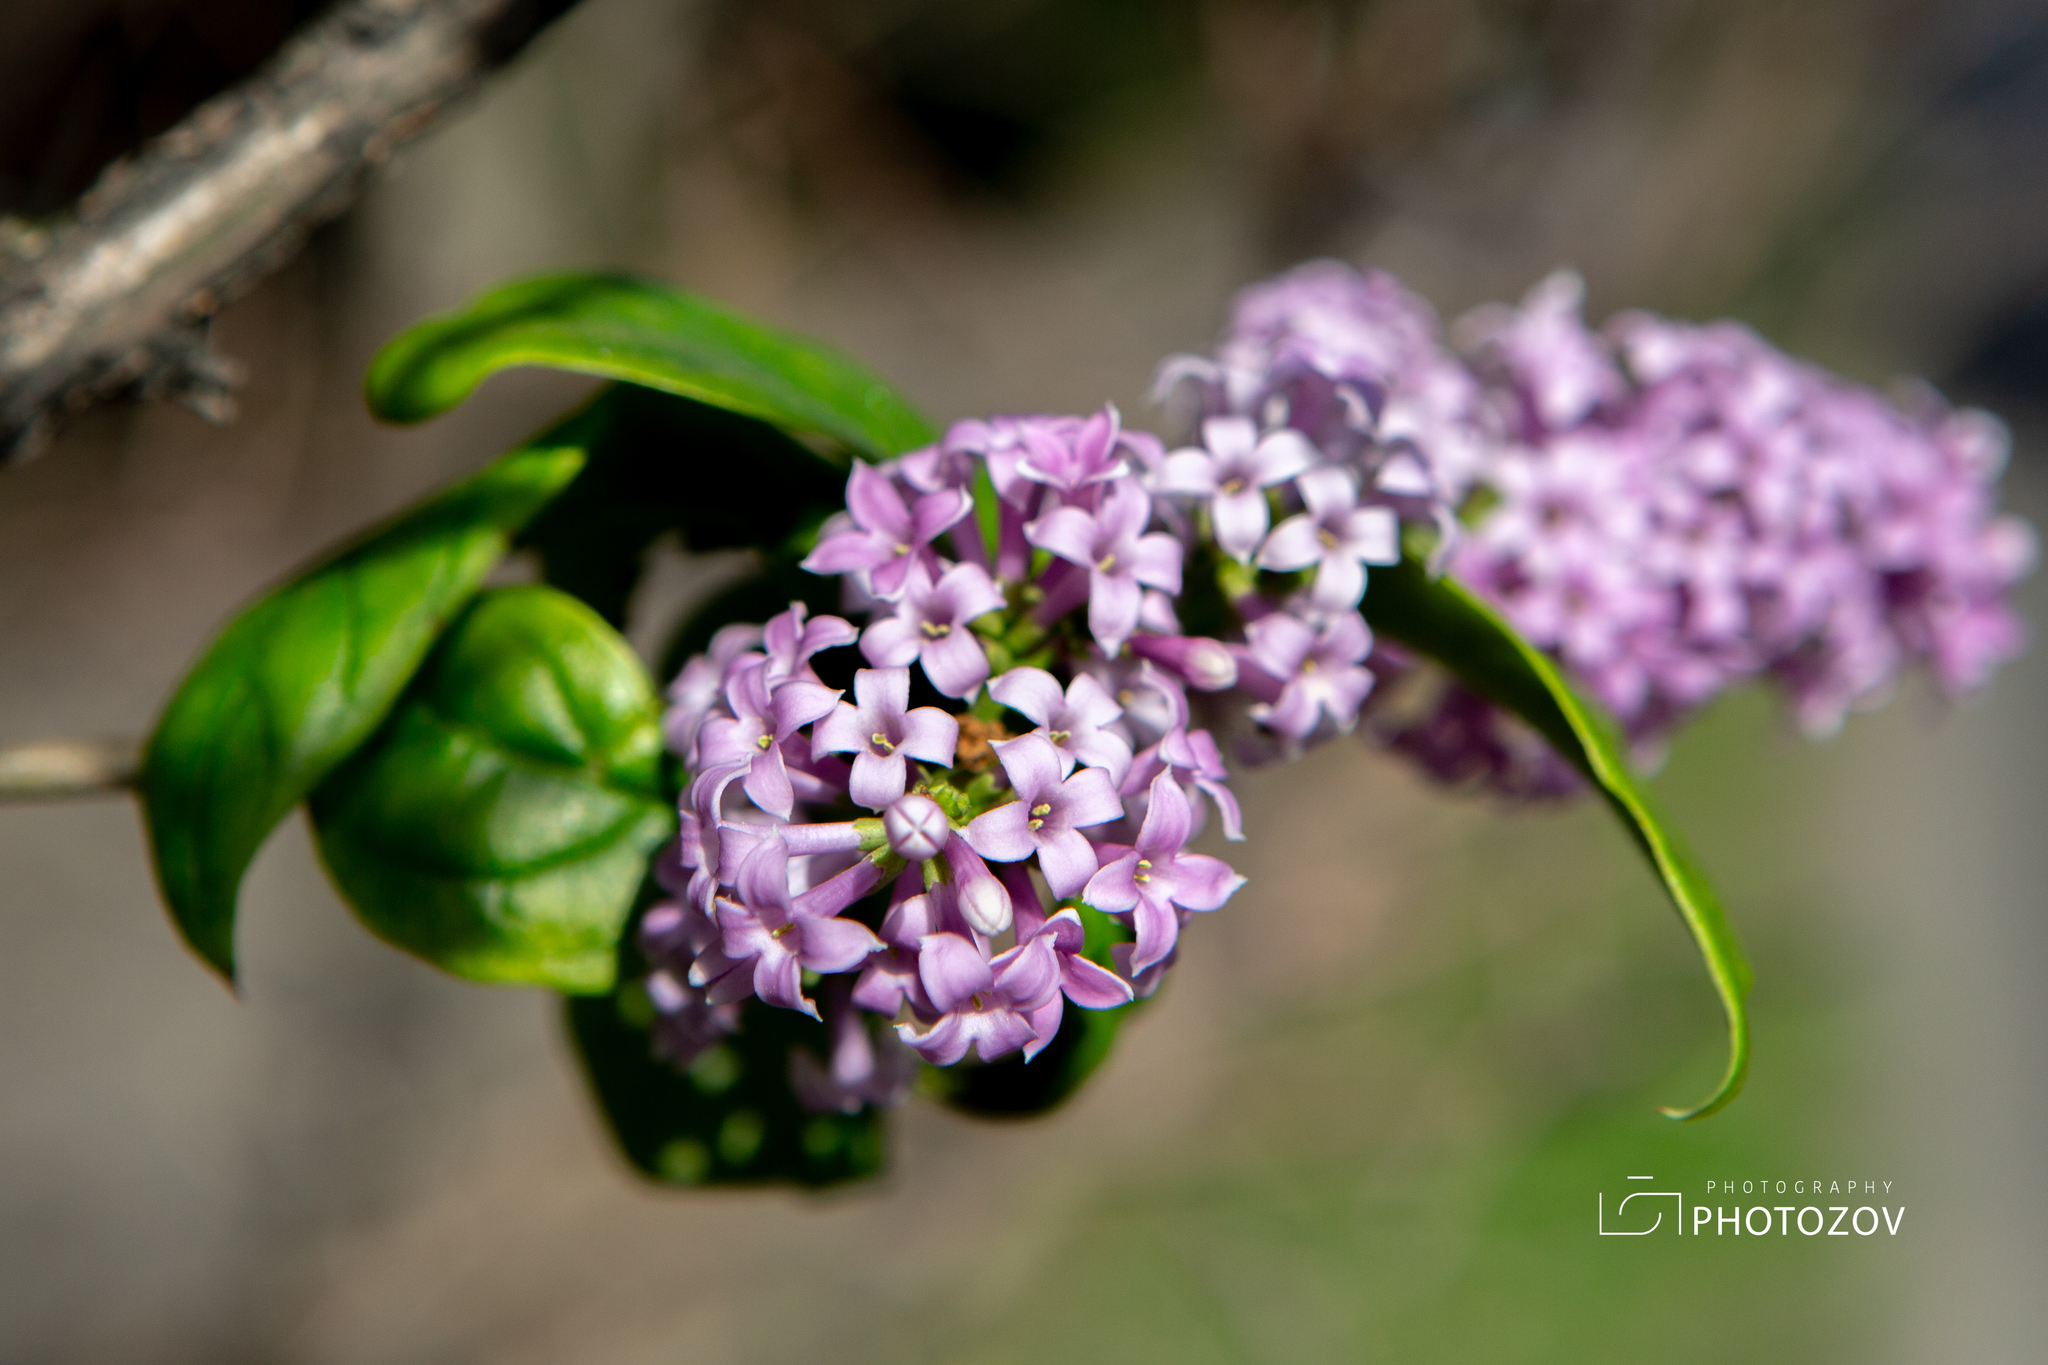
[638,411,1257,1107]
[1447,273,2033,748]
[634,257,2033,1104]
[1162,261,2032,791]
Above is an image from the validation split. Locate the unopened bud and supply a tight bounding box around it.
[945,839,1013,936]
[883,793,951,862]
[1130,633,1239,691]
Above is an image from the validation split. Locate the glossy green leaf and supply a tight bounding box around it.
[366,272,937,459]
[140,428,593,983]
[929,903,1135,1117]
[1362,554,1752,1120]
[308,586,672,993]
[567,992,887,1188]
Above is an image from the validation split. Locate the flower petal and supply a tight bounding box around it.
[1024,506,1101,566]
[917,932,993,1014]
[1061,954,1135,1010]
[919,627,991,699]
[1036,829,1102,899]
[1211,487,1272,562]
[846,461,911,537]
[897,706,961,765]
[861,616,921,668]
[989,666,1066,725]
[963,800,1037,863]
[796,914,886,973]
[1159,853,1246,913]
[1058,765,1126,829]
[848,750,908,810]
[1257,514,1324,572]
[1082,849,1141,912]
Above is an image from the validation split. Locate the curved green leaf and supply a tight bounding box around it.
[1362,555,1752,1121]
[140,427,593,983]
[366,273,937,458]
[567,993,887,1188]
[308,586,672,993]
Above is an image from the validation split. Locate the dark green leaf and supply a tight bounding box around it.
[930,903,1135,1117]
[140,427,593,983]
[308,586,672,993]
[1363,554,1752,1120]
[365,272,937,459]
[567,993,887,1188]
[520,384,851,627]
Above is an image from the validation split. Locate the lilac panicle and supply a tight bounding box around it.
[637,251,2027,1105]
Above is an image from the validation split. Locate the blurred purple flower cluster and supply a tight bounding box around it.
[1167,260,2030,794]
[1426,272,2034,786]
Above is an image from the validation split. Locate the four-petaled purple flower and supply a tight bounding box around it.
[860,559,1005,698]
[963,734,1125,898]
[1085,774,1248,972]
[1025,480,1183,655]
[988,665,1133,785]
[1257,466,1400,610]
[1014,404,1135,494]
[1009,895,1135,1059]
[895,931,1061,1065]
[1158,415,1316,562]
[802,462,973,600]
[693,663,840,818]
[1241,610,1377,740]
[811,666,961,810]
[690,834,884,1019]
[758,602,859,682]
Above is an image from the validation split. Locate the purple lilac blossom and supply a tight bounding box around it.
[1025,479,1184,656]
[1256,465,1401,610]
[1156,415,1316,562]
[859,559,1005,698]
[963,734,1124,899]
[1085,774,1247,971]
[811,666,960,809]
[987,666,1134,783]
[801,461,972,600]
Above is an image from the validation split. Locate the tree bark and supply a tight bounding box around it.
[0,0,585,464]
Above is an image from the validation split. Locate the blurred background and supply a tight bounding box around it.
[3,0,2046,1359]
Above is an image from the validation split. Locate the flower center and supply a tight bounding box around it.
[755,731,773,750]
[770,923,793,938]
[1220,476,1247,495]
[870,732,895,754]
[1096,553,1117,573]
[894,541,912,556]
[1027,801,1053,831]
[921,619,952,639]
[1134,856,1153,884]
[1317,527,1340,550]
[1300,658,1318,674]
[1047,729,1070,745]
